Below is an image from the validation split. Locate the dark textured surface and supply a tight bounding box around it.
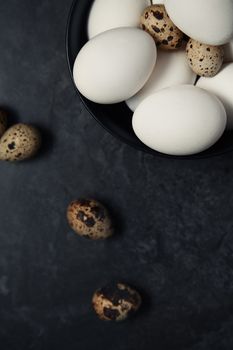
[0,1,233,349]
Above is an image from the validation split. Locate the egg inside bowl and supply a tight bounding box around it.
[66,0,233,159]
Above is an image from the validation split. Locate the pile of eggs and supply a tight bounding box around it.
[73,0,233,156]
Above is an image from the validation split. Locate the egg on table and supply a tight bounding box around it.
[0,109,8,137]
[164,0,233,45]
[197,63,233,129]
[140,5,183,50]
[126,48,196,111]
[67,199,113,240]
[88,0,150,39]
[0,124,41,161]
[186,38,224,77]
[73,27,157,104]
[92,283,141,321]
[132,85,227,156]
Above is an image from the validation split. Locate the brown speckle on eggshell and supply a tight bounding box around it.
[67,199,113,240]
[0,123,41,161]
[92,283,141,321]
[0,109,8,138]
[140,5,183,50]
[186,38,224,77]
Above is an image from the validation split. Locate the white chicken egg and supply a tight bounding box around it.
[132,85,226,156]
[164,0,233,45]
[126,48,196,112]
[197,63,233,129]
[73,27,157,104]
[88,0,150,39]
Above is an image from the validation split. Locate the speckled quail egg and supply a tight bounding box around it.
[186,38,224,77]
[0,123,41,161]
[140,5,183,50]
[67,199,113,240]
[0,109,8,138]
[92,283,141,321]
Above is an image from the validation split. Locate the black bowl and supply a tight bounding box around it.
[66,0,233,159]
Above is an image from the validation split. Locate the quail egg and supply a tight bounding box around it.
[0,123,41,161]
[67,199,113,239]
[92,282,142,321]
[140,5,183,49]
[186,38,224,77]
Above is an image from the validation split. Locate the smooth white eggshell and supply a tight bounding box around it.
[73,27,157,104]
[132,85,226,156]
[197,63,233,129]
[126,48,196,111]
[224,39,233,63]
[164,0,233,45]
[88,0,150,39]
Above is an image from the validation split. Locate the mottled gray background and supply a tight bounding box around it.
[0,1,233,349]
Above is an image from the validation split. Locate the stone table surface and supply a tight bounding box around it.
[1,1,233,349]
